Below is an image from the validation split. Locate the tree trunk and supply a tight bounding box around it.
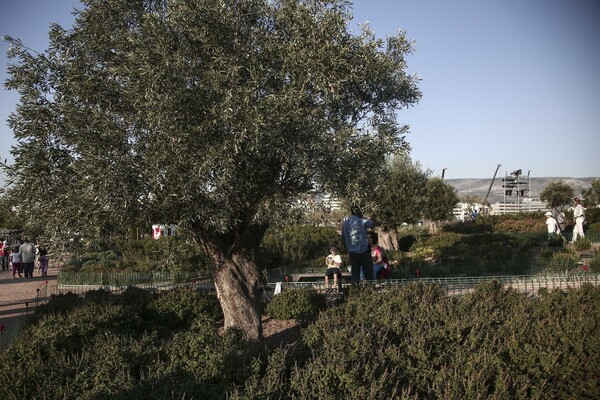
[198,225,265,340]
[376,227,399,252]
[213,253,263,340]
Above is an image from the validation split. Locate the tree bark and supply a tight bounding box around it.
[213,253,263,340]
[198,224,266,340]
[376,227,399,252]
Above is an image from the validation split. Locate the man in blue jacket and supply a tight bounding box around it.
[341,205,380,283]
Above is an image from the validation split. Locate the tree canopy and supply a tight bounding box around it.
[582,179,600,207]
[2,0,421,338]
[371,155,457,228]
[539,181,575,207]
[424,177,459,222]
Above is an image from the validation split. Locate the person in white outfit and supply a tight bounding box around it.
[545,211,560,239]
[571,197,585,243]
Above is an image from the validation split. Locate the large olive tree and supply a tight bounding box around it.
[2,0,420,338]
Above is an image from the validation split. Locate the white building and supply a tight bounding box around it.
[490,197,548,215]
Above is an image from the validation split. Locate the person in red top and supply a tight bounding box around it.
[0,240,6,271]
[368,232,390,280]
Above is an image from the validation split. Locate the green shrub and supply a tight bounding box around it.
[119,285,157,308]
[153,322,264,399]
[56,332,163,399]
[538,248,555,258]
[548,235,566,247]
[62,236,212,275]
[587,222,600,233]
[267,288,326,322]
[542,252,579,273]
[588,250,600,272]
[495,217,545,233]
[84,288,117,303]
[585,207,600,224]
[145,288,222,329]
[442,222,493,234]
[274,283,600,399]
[573,237,592,250]
[3,283,600,399]
[397,233,417,251]
[260,225,343,269]
[424,232,462,248]
[35,292,85,316]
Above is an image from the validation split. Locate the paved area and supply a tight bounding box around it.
[0,267,58,329]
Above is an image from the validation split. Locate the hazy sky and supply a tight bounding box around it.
[1,0,599,179]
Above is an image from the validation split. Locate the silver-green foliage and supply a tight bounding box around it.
[373,155,458,226]
[3,0,421,245]
[582,179,600,206]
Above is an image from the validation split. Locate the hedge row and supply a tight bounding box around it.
[1,283,599,399]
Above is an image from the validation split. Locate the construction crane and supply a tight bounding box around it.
[483,164,502,213]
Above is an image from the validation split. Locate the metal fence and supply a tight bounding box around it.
[49,278,215,297]
[266,273,600,296]
[57,270,207,286]
[269,246,597,282]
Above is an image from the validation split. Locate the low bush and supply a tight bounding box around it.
[35,292,85,316]
[588,250,600,272]
[548,235,566,248]
[63,236,212,275]
[397,233,417,251]
[542,252,579,273]
[260,225,343,269]
[442,222,493,234]
[585,207,600,224]
[3,283,599,399]
[256,283,600,399]
[267,288,326,322]
[150,323,264,399]
[495,217,545,233]
[144,288,222,329]
[573,237,592,250]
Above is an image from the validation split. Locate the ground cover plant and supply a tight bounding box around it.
[63,236,212,275]
[1,283,599,399]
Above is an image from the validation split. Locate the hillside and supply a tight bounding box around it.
[446,177,598,203]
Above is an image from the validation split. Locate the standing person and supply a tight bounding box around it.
[550,199,566,232]
[324,246,343,288]
[20,237,37,278]
[38,245,49,277]
[571,197,586,243]
[2,240,9,271]
[368,232,390,279]
[545,211,560,240]
[0,240,5,271]
[341,204,380,283]
[11,243,22,279]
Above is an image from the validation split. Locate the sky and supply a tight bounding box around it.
[1,0,599,180]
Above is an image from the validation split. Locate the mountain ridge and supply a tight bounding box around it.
[446,177,598,203]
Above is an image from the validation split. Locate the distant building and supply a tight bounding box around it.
[489,197,548,215]
[152,224,177,239]
[453,202,484,221]
[317,193,343,212]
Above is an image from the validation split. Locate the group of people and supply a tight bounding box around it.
[324,205,391,286]
[0,237,49,279]
[544,196,586,243]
